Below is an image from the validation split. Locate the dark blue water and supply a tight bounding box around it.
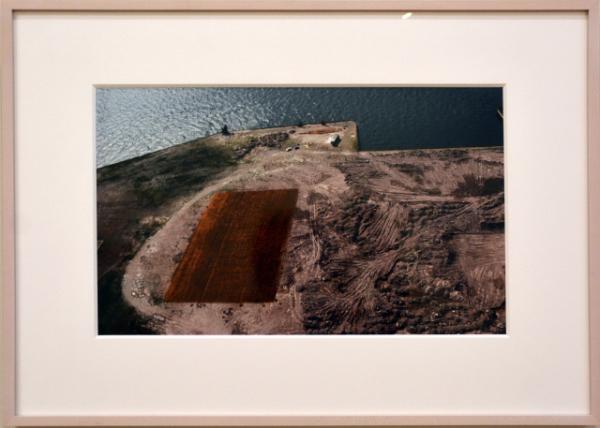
[96,87,503,167]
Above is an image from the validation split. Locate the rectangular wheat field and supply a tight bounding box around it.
[165,189,298,303]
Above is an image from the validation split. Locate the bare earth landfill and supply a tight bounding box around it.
[97,121,505,335]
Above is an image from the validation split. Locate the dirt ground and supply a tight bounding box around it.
[98,122,505,335]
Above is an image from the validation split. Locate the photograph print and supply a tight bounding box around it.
[96,87,505,335]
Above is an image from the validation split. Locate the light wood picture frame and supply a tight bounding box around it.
[1,0,599,425]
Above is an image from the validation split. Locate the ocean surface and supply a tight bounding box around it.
[96,87,503,167]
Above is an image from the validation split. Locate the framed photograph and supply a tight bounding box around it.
[1,0,598,425]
